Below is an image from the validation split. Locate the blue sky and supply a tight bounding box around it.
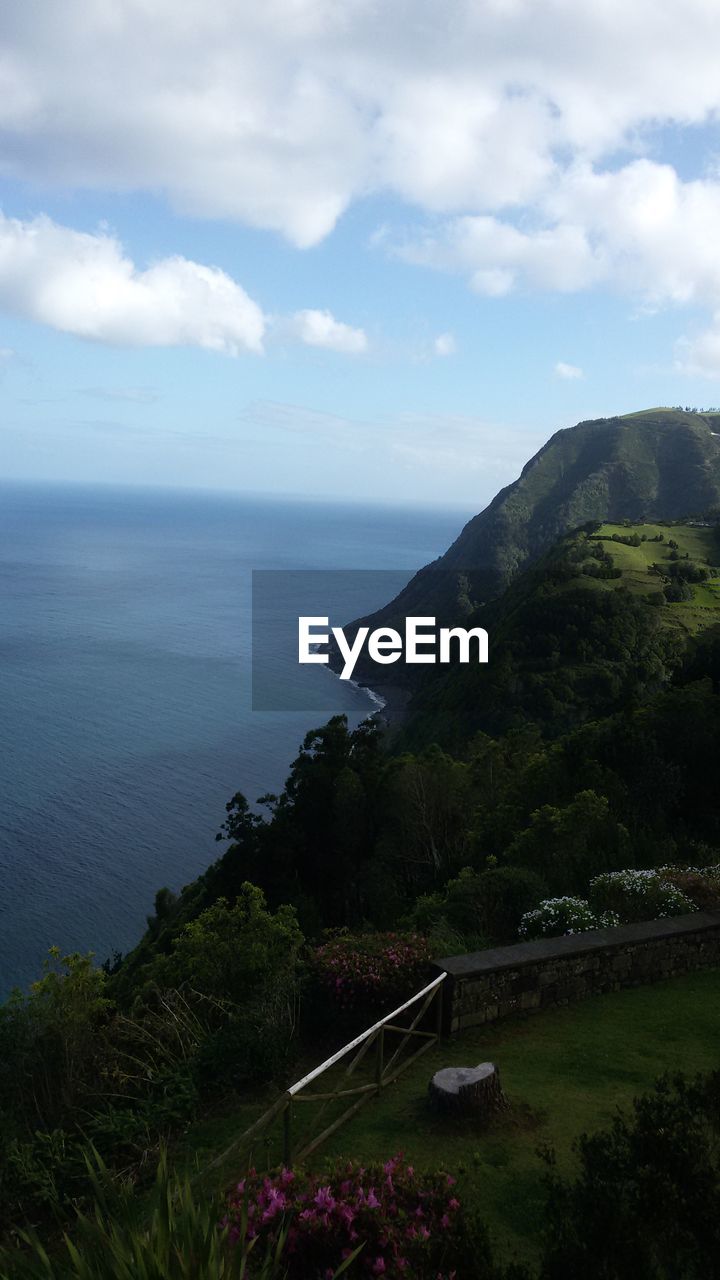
[2,1,720,507]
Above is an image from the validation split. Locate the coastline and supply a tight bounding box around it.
[356,680,411,728]
[321,639,411,729]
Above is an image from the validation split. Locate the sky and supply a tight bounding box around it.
[3,1,720,507]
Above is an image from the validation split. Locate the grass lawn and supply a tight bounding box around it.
[302,970,720,1268]
[179,969,720,1266]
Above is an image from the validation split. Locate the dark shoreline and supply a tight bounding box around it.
[357,681,411,728]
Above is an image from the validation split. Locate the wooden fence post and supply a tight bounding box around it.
[375,1026,385,1092]
[283,1096,293,1167]
[435,977,444,1043]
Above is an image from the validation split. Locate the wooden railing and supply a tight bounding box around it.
[206,971,446,1175]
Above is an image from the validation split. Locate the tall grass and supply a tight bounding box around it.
[0,1150,358,1279]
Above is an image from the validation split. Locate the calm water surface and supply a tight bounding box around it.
[0,481,467,993]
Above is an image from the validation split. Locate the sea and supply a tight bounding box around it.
[0,480,469,996]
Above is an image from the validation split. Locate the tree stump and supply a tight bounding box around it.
[428,1062,508,1118]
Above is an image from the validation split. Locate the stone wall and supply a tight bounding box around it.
[436,911,720,1034]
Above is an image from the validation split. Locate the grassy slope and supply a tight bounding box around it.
[579,521,720,634]
[180,970,720,1268]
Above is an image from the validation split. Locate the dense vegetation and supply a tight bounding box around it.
[6,1057,720,1278]
[396,518,720,749]
[345,409,720,664]
[4,517,720,1250]
[4,410,720,1272]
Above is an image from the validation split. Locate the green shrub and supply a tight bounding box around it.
[0,891,304,1229]
[505,791,630,895]
[152,885,303,1004]
[471,866,546,941]
[150,885,303,1086]
[540,1071,720,1279]
[663,580,694,602]
[2,1130,90,1221]
[0,950,110,1130]
[408,866,544,947]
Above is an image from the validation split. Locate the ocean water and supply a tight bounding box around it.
[0,481,467,994]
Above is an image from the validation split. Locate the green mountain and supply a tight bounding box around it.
[353,409,720,646]
[397,518,720,750]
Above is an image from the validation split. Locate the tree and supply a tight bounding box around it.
[156,885,302,1004]
[505,790,629,892]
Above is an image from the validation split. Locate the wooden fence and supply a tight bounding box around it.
[206,971,446,1175]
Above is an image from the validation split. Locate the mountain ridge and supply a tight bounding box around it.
[347,409,720,667]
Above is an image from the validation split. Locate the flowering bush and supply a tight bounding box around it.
[589,869,696,924]
[518,897,620,940]
[226,1155,488,1279]
[311,933,432,1013]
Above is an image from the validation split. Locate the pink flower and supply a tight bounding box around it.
[314,1186,336,1212]
[372,1258,386,1274]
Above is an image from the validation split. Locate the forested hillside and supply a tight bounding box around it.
[343,409,720,682]
[4,417,720,1275]
[398,517,720,748]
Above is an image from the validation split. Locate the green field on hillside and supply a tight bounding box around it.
[575,521,720,633]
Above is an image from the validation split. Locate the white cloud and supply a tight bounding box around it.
[395,160,720,323]
[0,212,266,354]
[2,1,720,247]
[0,212,367,357]
[5,3,720,369]
[289,308,368,353]
[433,332,456,357]
[555,361,584,380]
